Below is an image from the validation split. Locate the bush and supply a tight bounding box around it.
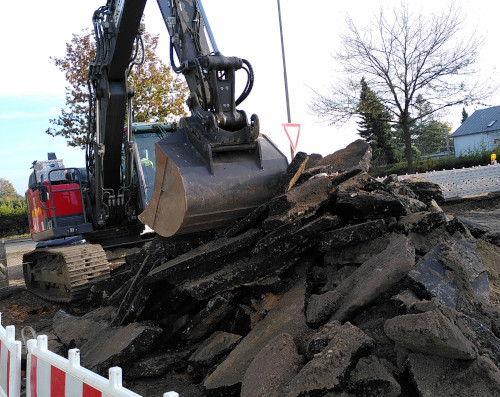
[0,198,29,238]
[0,198,26,216]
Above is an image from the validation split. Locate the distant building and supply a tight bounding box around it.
[451,106,500,156]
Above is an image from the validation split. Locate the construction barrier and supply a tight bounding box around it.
[377,163,500,200]
[0,315,22,397]
[26,335,179,397]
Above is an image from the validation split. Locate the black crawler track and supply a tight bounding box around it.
[23,244,110,302]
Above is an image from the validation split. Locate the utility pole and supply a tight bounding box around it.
[445,127,451,155]
[277,0,294,159]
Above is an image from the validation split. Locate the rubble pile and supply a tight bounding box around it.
[53,140,500,396]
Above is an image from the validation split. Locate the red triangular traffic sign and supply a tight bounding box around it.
[282,123,301,151]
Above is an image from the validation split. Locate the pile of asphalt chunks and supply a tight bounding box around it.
[54,139,500,397]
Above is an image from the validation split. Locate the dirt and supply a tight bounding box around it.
[2,192,500,396]
[440,192,500,216]
[0,290,59,334]
[476,239,500,306]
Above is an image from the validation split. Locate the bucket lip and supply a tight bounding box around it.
[139,149,187,237]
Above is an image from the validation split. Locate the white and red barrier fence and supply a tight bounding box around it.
[377,163,500,200]
[27,335,143,397]
[0,315,21,397]
[0,314,178,397]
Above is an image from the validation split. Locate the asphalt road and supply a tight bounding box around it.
[1,239,35,286]
[3,239,36,255]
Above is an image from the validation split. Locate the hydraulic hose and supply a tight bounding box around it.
[236,59,254,106]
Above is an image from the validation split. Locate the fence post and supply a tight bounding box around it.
[0,315,21,397]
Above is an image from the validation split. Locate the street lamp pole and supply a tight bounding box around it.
[277,0,294,159]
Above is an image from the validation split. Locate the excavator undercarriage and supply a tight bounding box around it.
[23,244,110,303]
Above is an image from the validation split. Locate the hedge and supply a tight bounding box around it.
[370,148,500,178]
[0,199,29,238]
[0,214,29,238]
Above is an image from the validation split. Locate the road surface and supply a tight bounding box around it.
[1,239,36,287]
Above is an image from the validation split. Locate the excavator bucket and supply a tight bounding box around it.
[138,129,288,237]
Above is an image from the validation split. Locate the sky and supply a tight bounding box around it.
[1,0,499,195]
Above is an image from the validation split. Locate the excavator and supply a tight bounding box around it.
[23,0,288,302]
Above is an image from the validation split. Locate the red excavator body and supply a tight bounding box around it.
[25,157,92,242]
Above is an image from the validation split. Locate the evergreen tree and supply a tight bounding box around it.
[412,96,449,155]
[415,119,450,155]
[357,78,397,164]
[461,107,469,124]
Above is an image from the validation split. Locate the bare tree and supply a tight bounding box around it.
[311,2,493,171]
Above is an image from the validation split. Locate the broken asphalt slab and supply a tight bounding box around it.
[306,235,415,327]
[203,279,309,396]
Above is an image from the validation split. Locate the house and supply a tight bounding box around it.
[451,106,500,157]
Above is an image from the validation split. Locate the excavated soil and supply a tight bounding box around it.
[476,239,500,306]
[2,190,500,396]
[440,192,500,215]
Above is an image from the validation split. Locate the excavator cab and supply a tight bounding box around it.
[131,122,176,207]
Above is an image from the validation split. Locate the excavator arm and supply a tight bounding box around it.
[87,0,287,237]
[158,0,256,137]
[87,0,148,228]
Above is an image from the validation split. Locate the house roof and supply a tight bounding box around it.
[451,106,500,137]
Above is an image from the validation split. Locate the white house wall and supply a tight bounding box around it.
[454,130,500,156]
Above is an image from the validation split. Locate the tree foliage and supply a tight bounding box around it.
[391,95,452,157]
[311,3,492,172]
[0,178,20,200]
[415,119,451,155]
[127,31,188,123]
[0,178,27,237]
[0,198,28,238]
[0,199,26,216]
[461,107,469,124]
[47,29,188,148]
[357,78,397,165]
